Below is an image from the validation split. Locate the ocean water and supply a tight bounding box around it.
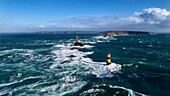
[0,33,170,96]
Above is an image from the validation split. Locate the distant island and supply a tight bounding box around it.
[103,31,151,36]
[35,31,152,36]
[34,31,100,34]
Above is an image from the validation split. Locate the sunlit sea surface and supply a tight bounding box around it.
[0,33,170,96]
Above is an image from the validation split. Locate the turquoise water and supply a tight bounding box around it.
[0,33,170,96]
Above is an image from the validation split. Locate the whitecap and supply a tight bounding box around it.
[81,88,105,95]
[94,36,109,39]
[123,64,133,67]
[54,43,94,49]
[74,45,94,49]
[81,59,104,65]
[0,76,44,87]
[147,45,153,47]
[51,46,94,70]
[81,85,147,96]
[27,50,34,53]
[84,41,96,44]
[54,44,65,48]
[96,40,105,43]
[92,63,121,78]
[138,61,144,64]
[58,81,87,94]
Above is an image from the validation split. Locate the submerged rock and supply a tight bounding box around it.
[74,42,84,46]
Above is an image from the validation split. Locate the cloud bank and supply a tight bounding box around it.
[0,7,170,32]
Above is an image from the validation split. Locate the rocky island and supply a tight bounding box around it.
[103,31,151,37]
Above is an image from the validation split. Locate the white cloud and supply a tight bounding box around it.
[135,7,170,25]
[55,17,119,28]
[52,8,169,32]
[119,17,144,23]
[38,24,45,28]
[0,7,170,33]
[53,7,170,31]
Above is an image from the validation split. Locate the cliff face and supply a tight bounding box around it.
[104,31,150,36]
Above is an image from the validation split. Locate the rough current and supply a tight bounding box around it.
[0,33,170,96]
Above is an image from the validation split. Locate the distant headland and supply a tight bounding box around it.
[103,31,151,36]
[34,31,99,34]
[34,31,152,36]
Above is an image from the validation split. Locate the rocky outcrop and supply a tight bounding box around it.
[104,31,151,36]
[73,36,84,46]
[74,42,84,46]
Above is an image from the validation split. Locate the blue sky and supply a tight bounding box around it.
[0,0,170,32]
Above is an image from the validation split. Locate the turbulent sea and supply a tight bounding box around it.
[0,33,170,96]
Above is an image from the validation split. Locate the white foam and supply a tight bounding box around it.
[81,88,105,95]
[81,59,104,65]
[81,58,93,63]
[17,73,22,78]
[40,84,58,93]
[123,64,133,66]
[110,86,147,96]
[94,36,109,39]
[22,50,34,56]
[61,76,78,83]
[0,49,27,53]
[52,48,93,58]
[138,61,144,64]
[81,85,147,96]
[54,44,65,48]
[96,40,105,43]
[50,63,58,69]
[54,43,94,49]
[72,45,94,49]
[147,45,153,47]
[27,50,34,53]
[52,49,78,56]
[52,38,121,79]
[84,41,96,44]
[0,76,44,87]
[92,63,121,78]
[58,81,87,95]
[94,35,117,40]
[0,49,34,57]
[139,41,143,43]
[45,43,55,45]
[51,46,94,70]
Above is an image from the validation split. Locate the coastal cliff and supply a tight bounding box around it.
[103,31,151,36]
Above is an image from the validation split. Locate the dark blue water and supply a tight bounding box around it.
[0,33,170,96]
